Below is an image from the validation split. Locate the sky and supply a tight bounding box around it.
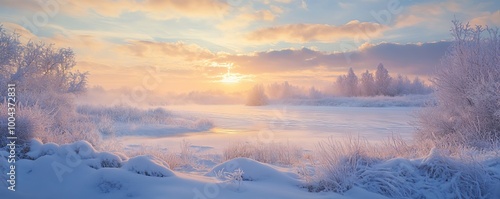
[0,0,499,93]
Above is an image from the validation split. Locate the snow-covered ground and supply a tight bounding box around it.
[2,139,499,199]
[0,140,391,199]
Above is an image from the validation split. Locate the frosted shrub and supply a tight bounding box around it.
[417,21,500,147]
[129,140,195,170]
[418,148,493,198]
[0,104,49,145]
[309,135,500,198]
[143,107,172,123]
[215,168,244,190]
[311,137,379,193]
[77,105,173,124]
[223,141,303,166]
[97,115,115,136]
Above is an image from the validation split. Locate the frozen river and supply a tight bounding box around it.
[121,105,419,152]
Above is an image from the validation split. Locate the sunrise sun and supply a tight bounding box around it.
[217,63,244,83]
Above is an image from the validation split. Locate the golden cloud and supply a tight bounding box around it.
[246,20,386,43]
[470,11,500,26]
[122,40,216,61]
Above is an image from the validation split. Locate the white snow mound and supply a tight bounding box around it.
[206,157,299,184]
[122,155,175,177]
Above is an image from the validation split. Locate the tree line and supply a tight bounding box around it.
[246,64,433,106]
[335,63,432,97]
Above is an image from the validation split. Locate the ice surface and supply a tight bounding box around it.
[117,105,418,153]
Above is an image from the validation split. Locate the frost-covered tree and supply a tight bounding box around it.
[246,84,268,106]
[266,81,306,100]
[0,25,87,102]
[335,74,347,96]
[345,68,358,97]
[309,86,323,99]
[410,77,432,95]
[360,70,376,96]
[0,25,91,145]
[375,63,392,96]
[388,74,412,96]
[417,21,500,147]
[335,64,431,97]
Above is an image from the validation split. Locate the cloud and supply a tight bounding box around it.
[122,40,216,61]
[393,1,500,29]
[217,10,276,30]
[394,15,425,28]
[217,41,451,76]
[470,11,500,26]
[0,0,230,19]
[343,41,451,75]
[270,5,285,14]
[246,20,386,43]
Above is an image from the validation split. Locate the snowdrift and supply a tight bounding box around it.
[207,157,299,184]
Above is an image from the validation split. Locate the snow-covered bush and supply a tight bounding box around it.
[0,102,100,146]
[215,168,244,190]
[417,21,500,147]
[97,152,123,168]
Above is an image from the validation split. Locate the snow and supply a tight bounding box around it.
[2,139,499,198]
[0,140,348,199]
[123,155,175,177]
[207,157,299,183]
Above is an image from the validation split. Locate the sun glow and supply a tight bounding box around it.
[221,73,242,83]
[215,62,243,83]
